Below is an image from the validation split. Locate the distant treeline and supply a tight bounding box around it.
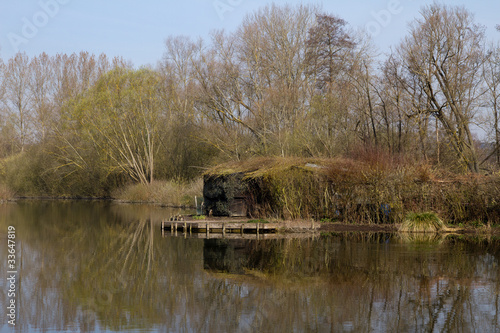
[0,3,499,197]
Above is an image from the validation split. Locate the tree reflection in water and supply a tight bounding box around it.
[1,201,500,332]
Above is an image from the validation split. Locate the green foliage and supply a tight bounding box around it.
[1,152,44,196]
[0,146,118,198]
[65,68,164,184]
[0,183,14,201]
[0,66,216,199]
[155,121,218,181]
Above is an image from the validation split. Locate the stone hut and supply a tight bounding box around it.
[202,158,329,218]
[203,172,248,217]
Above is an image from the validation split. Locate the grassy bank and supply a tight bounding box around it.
[205,156,500,226]
[112,179,203,207]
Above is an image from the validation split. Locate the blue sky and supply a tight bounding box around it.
[0,0,499,67]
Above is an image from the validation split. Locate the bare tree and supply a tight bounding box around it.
[394,4,486,172]
[191,30,255,159]
[0,59,16,157]
[382,54,438,160]
[29,53,56,142]
[193,4,318,157]
[302,13,361,155]
[52,52,118,113]
[2,52,32,152]
[0,59,5,107]
[305,14,355,93]
[379,55,420,156]
[161,36,201,127]
[349,47,380,148]
[162,36,198,101]
[159,35,210,176]
[483,44,500,166]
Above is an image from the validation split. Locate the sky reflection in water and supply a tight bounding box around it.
[0,201,499,332]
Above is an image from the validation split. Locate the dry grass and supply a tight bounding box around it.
[398,212,445,233]
[206,156,331,178]
[205,155,500,225]
[113,178,203,207]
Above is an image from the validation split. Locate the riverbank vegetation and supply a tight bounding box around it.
[205,155,500,225]
[398,212,446,233]
[0,183,13,201]
[0,3,499,221]
[112,179,203,207]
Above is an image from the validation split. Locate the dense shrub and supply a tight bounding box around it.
[0,146,121,198]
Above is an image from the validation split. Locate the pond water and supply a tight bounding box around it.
[1,201,500,332]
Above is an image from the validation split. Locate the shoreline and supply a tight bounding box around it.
[169,215,500,235]
[3,197,499,234]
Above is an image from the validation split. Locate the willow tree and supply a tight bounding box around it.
[394,4,486,172]
[68,68,164,184]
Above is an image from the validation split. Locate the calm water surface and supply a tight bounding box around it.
[1,201,500,332]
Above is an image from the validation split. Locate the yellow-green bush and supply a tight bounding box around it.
[0,183,14,201]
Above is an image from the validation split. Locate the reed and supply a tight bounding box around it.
[398,212,445,233]
[113,178,203,207]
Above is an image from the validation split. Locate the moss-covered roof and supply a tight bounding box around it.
[204,157,330,179]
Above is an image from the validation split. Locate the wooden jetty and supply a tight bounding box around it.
[161,220,279,236]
